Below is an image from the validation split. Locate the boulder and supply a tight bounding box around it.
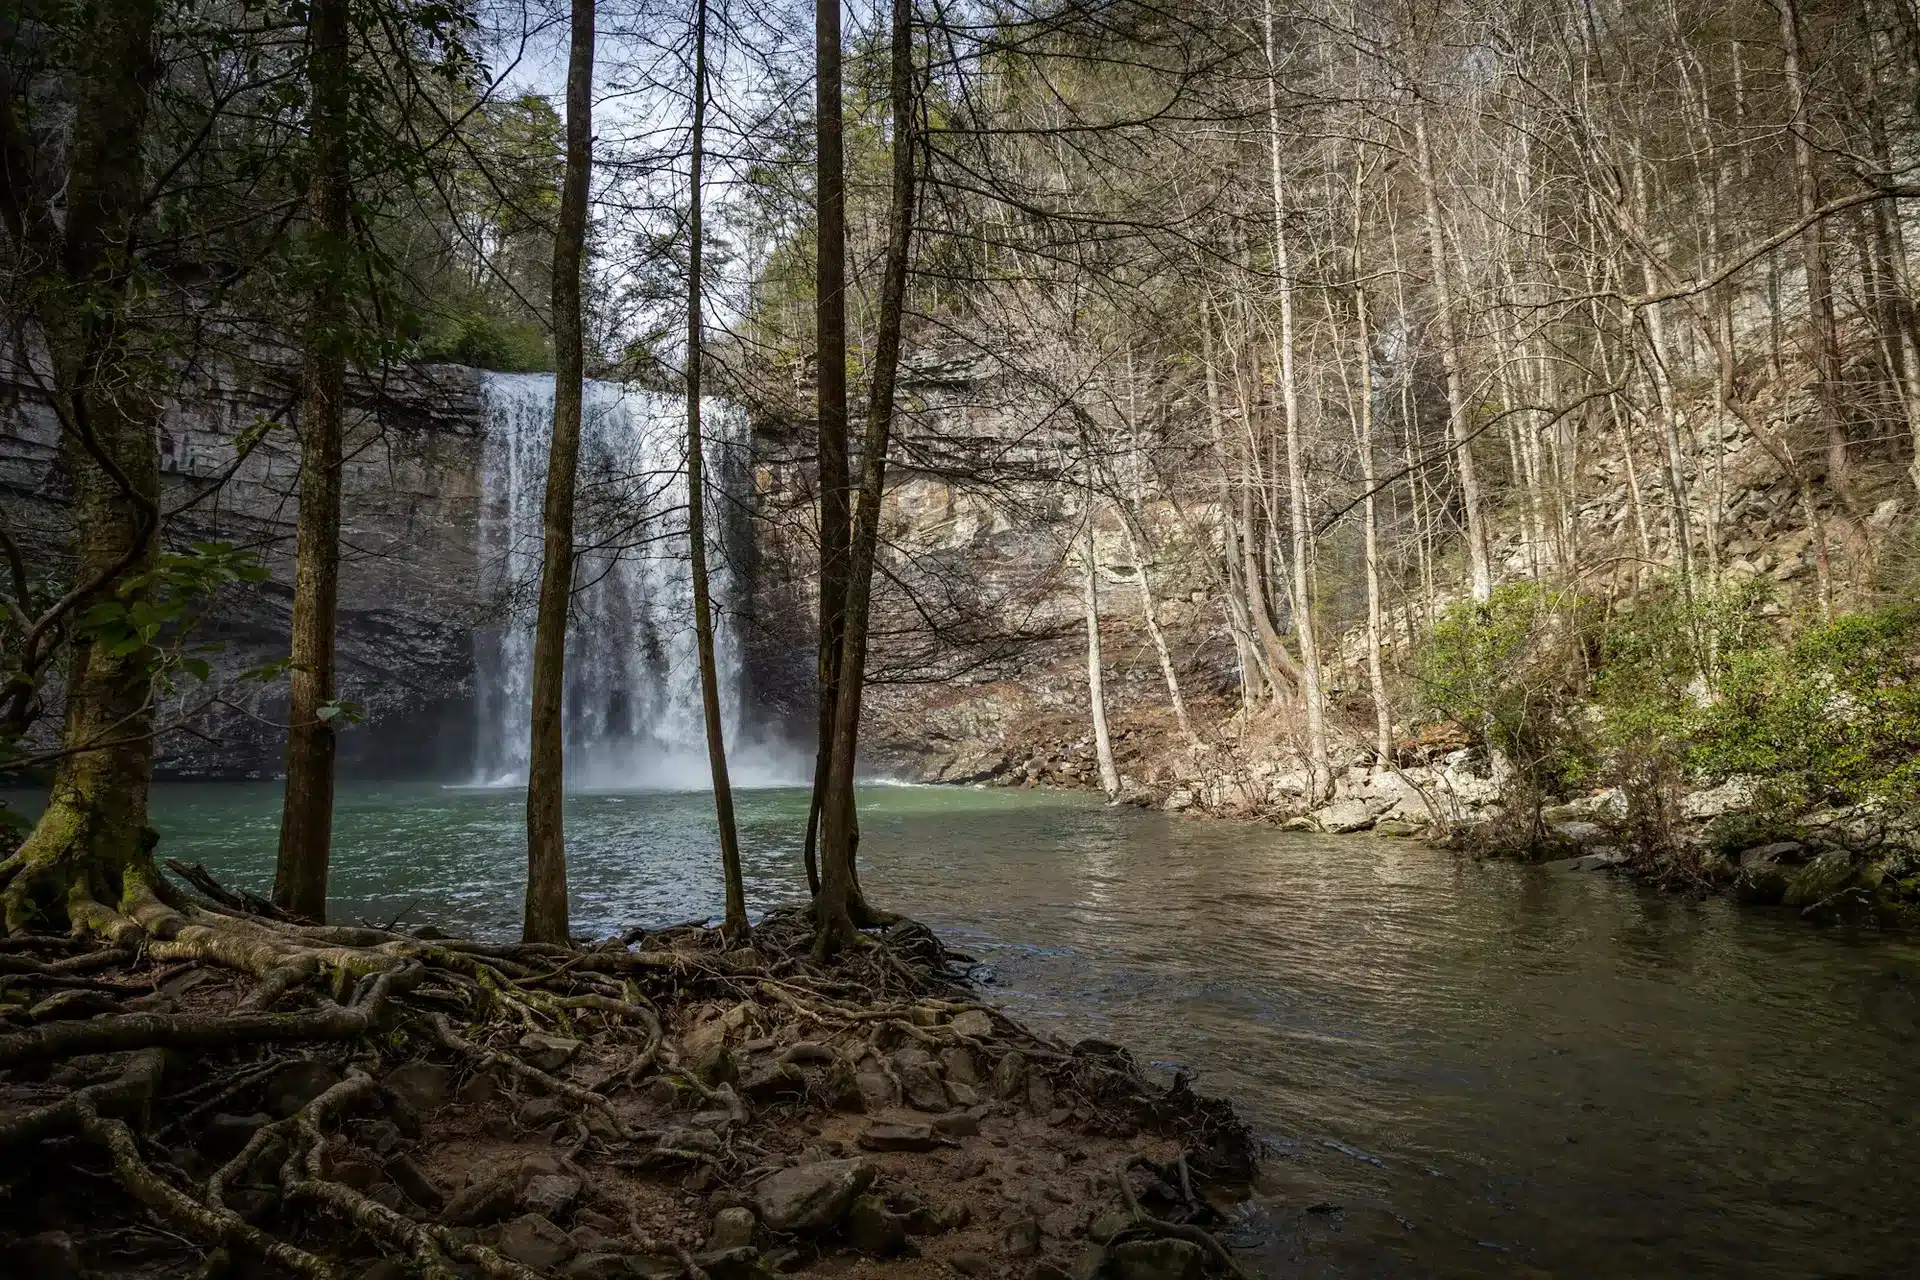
[1310,799,1375,834]
[846,1194,908,1256]
[1569,850,1626,872]
[1001,1217,1043,1258]
[517,1033,581,1073]
[860,1121,938,1152]
[517,1096,567,1129]
[934,1110,980,1138]
[383,1062,453,1112]
[1734,841,1806,905]
[896,1060,950,1112]
[990,1051,1028,1099]
[949,1009,994,1039]
[522,1173,582,1218]
[939,1046,982,1085]
[1783,854,1868,908]
[443,1175,519,1226]
[694,1043,740,1087]
[708,1206,757,1252]
[1682,777,1758,821]
[1107,1237,1208,1280]
[753,1158,876,1233]
[387,1155,446,1211]
[854,1071,896,1109]
[498,1214,575,1270]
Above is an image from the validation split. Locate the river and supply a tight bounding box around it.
[19,780,1919,1277]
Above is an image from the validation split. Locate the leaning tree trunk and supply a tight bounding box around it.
[2,0,183,941]
[685,0,746,940]
[523,0,594,945]
[802,0,851,897]
[274,0,351,924]
[814,0,914,956]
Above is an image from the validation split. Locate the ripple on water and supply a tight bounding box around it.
[8,778,1910,1279]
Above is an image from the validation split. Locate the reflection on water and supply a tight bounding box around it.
[52,782,1920,1275]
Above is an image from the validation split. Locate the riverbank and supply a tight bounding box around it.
[0,892,1258,1280]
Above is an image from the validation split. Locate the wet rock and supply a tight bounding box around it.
[1569,849,1626,872]
[498,1214,575,1270]
[5,1231,80,1280]
[753,1157,875,1232]
[991,1051,1028,1099]
[1551,820,1606,846]
[522,1173,583,1218]
[940,1046,982,1085]
[384,1062,453,1112]
[517,1096,567,1129]
[388,1155,445,1211]
[444,1175,519,1226]
[518,1033,581,1072]
[1374,819,1422,838]
[267,1060,341,1117]
[1107,1237,1206,1280]
[860,1121,938,1152]
[933,1110,980,1137]
[846,1194,908,1256]
[1001,1217,1043,1258]
[708,1206,757,1252]
[949,1009,994,1039]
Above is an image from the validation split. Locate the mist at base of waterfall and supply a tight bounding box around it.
[464,734,811,793]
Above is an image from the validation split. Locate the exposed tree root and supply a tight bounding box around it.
[1,883,1258,1278]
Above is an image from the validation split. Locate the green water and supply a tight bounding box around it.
[10,779,1920,1278]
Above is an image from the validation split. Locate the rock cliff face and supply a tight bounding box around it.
[5,359,490,778]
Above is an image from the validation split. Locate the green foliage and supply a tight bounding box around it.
[1693,606,1920,813]
[1416,583,1593,799]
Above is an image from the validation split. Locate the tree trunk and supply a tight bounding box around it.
[1351,256,1392,764]
[814,0,915,955]
[523,0,594,945]
[686,0,745,940]
[802,0,851,898]
[1114,503,1196,750]
[2,0,183,942]
[1413,105,1493,602]
[273,0,351,924]
[1082,498,1121,799]
[1776,0,1853,510]
[1265,0,1329,796]
[1201,301,1263,706]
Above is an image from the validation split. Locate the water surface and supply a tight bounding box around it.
[26,781,1920,1277]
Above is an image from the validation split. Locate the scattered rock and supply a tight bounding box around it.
[326,1155,380,1190]
[846,1194,908,1256]
[946,1079,981,1107]
[562,1255,632,1280]
[1026,1072,1056,1116]
[498,1214,575,1270]
[517,1096,567,1129]
[933,1110,980,1137]
[1107,1237,1207,1280]
[203,1111,272,1156]
[897,1059,951,1111]
[740,1061,806,1102]
[1569,849,1626,872]
[950,1250,992,1276]
[1026,1264,1074,1280]
[949,1009,994,1039]
[1001,1216,1043,1258]
[388,1155,446,1211]
[1374,819,1422,837]
[854,1071,897,1109]
[695,1043,740,1087]
[522,1173,583,1218]
[1088,1208,1134,1243]
[860,1121,938,1152]
[753,1157,876,1232]
[456,1071,499,1108]
[939,1046,982,1085]
[991,1051,1028,1100]
[444,1175,519,1226]
[357,1261,408,1280]
[383,1061,453,1112]
[708,1205,757,1252]
[267,1060,341,1117]
[518,1033,582,1073]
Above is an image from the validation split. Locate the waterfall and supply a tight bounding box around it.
[473,373,758,790]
